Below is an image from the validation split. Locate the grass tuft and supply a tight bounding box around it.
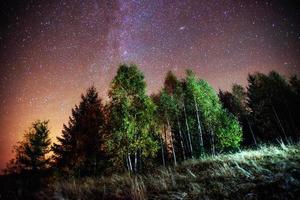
[40,143,300,199]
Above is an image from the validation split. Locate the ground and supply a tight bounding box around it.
[35,143,300,200]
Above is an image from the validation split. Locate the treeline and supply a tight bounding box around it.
[219,71,300,145]
[4,64,300,177]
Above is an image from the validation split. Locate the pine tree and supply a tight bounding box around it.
[52,86,106,176]
[6,120,51,174]
[107,64,158,172]
[247,71,296,142]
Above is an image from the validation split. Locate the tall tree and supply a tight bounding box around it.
[219,90,243,118]
[247,71,296,142]
[219,85,257,146]
[151,93,167,167]
[107,64,158,172]
[185,70,242,153]
[52,86,106,176]
[185,71,205,156]
[156,89,178,166]
[181,82,194,158]
[6,120,51,174]
[290,75,300,95]
[289,75,300,136]
[164,71,187,161]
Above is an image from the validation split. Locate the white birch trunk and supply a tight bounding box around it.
[183,102,194,158]
[194,96,204,156]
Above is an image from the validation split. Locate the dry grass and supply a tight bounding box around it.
[43,143,300,200]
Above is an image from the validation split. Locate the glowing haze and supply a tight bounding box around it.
[0,0,300,169]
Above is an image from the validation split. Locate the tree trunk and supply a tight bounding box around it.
[164,125,168,164]
[160,135,166,167]
[177,116,186,160]
[94,157,97,177]
[139,149,142,172]
[271,103,288,142]
[210,129,215,156]
[125,155,129,170]
[246,118,257,146]
[127,153,133,172]
[134,151,138,173]
[183,102,194,158]
[194,96,204,156]
[167,118,177,166]
[285,102,297,138]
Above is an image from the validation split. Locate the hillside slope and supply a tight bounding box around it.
[42,143,300,200]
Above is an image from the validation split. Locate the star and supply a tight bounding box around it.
[0,0,299,170]
[179,26,186,31]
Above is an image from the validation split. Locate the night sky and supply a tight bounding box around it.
[0,0,300,169]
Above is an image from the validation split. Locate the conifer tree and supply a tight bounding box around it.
[52,86,106,176]
[6,120,51,173]
[247,71,296,142]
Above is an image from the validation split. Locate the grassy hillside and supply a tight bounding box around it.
[36,143,300,200]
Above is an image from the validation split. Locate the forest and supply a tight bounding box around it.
[1,64,300,199]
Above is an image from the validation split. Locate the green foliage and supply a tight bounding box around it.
[185,70,242,150]
[217,112,243,150]
[107,64,159,170]
[7,120,51,173]
[219,84,257,146]
[3,66,300,199]
[158,89,177,120]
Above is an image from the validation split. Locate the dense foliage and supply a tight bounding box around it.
[51,86,106,176]
[219,71,300,146]
[106,64,158,172]
[4,65,300,177]
[5,120,51,174]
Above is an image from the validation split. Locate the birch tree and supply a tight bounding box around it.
[107,64,158,172]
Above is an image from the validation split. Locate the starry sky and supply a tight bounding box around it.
[0,0,300,169]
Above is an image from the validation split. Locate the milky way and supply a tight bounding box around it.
[0,0,300,169]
